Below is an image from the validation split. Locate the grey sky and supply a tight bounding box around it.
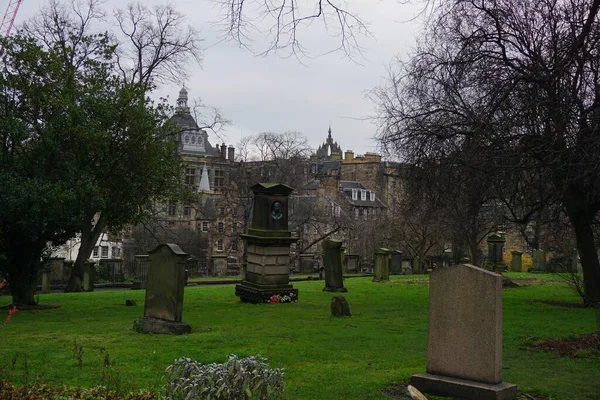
[13,0,423,156]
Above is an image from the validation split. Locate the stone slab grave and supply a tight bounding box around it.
[373,248,390,282]
[410,264,517,400]
[134,243,191,334]
[235,183,298,303]
[322,239,347,292]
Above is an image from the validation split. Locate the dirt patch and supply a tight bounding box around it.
[528,333,600,358]
[533,300,586,308]
[0,304,62,311]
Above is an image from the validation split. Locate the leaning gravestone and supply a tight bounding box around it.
[235,183,298,303]
[331,295,351,317]
[322,239,347,292]
[134,243,191,334]
[410,264,517,399]
[510,251,522,272]
[373,248,390,282]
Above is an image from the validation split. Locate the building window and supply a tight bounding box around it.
[214,170,225,188]
[92,247,99,258]
[101,246,109,258]
[184,168,196,186]
[218,222,223,233]
[217,239,223,251]
[352,189,357,200]
[359,208,365,219]
[335,206,341,217]
[370,191,375,201]
[232,240,238,251]
[354,208,359,219]
[202,221,208,232]
[361,190,366,201]
[232,223,237,233]
[168,201,176,216]
[363,208,368,220]
[220,207,225,216]
[183,205,191,216]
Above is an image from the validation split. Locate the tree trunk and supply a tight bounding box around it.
[568,212,600,306]
[11,278,38,306]
[65,213,106,292]
[8,248,43,306]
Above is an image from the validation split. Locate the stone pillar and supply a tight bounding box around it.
[531,249,547,272]
[373,248,391,282]
[235,183,299,303]
[82,259,95,292]
[322,239,347,292]
[485,234,507,272]
[41,269,51,294]
[410,264,517,399]
[135,243,191,334]
[511,251,523,272]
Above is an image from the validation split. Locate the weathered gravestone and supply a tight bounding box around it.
[212,254,228,276]
[485,234,507,272]
[134,243,191,334]
[510,251,523,272]
[235,183,299,303]
[331,295,351,317]
[390,250,403,274]
[344,253,359,273]
[41,268,51,294]
[373,248,390,282]
[322,239,348,292]
[410,264,517,400]
[531,249,547,272]
[131,254,148,290]
[299,254,315,274]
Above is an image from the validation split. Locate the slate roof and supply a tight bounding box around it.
[303,180,321,190]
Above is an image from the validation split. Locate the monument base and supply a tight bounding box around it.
[135,317,191,335]
[410,373,517,400]
[323,287,348,293]
[235,281,298,303]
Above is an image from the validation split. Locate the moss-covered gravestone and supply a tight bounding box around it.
[134,243,191,334]
[373,248,391,282]
[510,251,522,272]
[390,250,403,274]
[322,239,347,292]
[235,183,299,303]
[531,249,547,272]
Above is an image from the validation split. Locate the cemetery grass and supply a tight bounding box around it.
[0,273,598,399]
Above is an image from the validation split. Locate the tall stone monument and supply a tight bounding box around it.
[485,234,507,272]
[135,243,191,334]
[373,248,391,282]
[322,239,347,292]
[410,264,517,399]
[235,183,298,303]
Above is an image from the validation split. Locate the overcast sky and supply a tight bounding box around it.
[14,0,423,156]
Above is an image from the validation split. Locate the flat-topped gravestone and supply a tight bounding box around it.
[235,183,299,303]
[344,254,359,273]
[511,251,522,272]
[531,249,547,272]
[390,250,403,274]
[322,239,347,292]
[135,243,191,334]
[410,264,517,400]
[373,248,390,282]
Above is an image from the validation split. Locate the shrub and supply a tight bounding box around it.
[164,354,284,400]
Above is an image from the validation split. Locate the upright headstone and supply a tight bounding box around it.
[212,254,228,276]
[344,254,359,273]
[132,254,149,290]
[82,259,95,292]
[373,248,391,282]
[410,264,517,399]
[390,250,403,274]
[322,239,347,292]
[299,254,315,274]
[49,257,66,284]
[235,183,299,303]
[531,249,547,272]
[510,251,522,272]
[485,234,507,272]
[41,268,51,294]
[135,243,191,334]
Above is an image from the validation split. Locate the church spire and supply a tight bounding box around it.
[328,123,332,141]
[176,86,190,113]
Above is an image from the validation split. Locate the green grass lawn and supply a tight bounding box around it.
[1,274,598,399]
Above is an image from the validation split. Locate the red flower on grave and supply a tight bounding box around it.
[4,305,17,323]
[0,278,6,289]
[270,295,279,303]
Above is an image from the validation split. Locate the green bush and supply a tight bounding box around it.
[164,355,284,400]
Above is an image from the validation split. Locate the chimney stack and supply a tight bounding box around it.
[221,143,227,160]
[228,146,235,162]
